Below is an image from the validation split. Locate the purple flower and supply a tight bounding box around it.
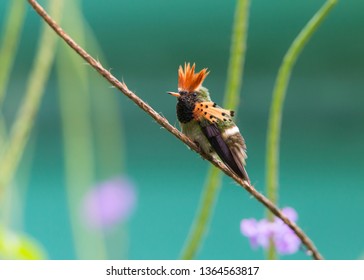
[240,219,272,249]
[240,207,301,255]
[272,207,301,254]
[81,176,136,230]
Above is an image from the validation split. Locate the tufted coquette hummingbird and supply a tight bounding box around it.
[168,63,250,183]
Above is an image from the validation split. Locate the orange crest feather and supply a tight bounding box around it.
[178,63,209,92]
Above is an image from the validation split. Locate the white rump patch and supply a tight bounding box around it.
[222,126,240,139]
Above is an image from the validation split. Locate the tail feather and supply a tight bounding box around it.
[230,146,250,184]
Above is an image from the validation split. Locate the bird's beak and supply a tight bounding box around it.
[167,91,180,97]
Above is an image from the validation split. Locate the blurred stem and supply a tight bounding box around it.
[0,0,63,204]
[181,0,250,260]
[84,29,125,178]
[83,14,128,259]
[57,0,107,259]
[84,27,126,259]
[0,0,26,154]
[181,167,222,260]
[265,0,337,260]
[6,137,38,229]
[0,0,26,105]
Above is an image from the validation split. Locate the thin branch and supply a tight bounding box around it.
[27,0,323,260]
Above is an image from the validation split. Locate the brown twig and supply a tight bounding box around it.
[28,0,323,260]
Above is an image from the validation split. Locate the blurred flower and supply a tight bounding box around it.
[81,176,136,230]
[240,218,272,249]
[272,207,301,254]
[240,207,301,255]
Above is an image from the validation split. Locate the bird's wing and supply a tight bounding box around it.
[193,101,234,123]
[193,101,249,182]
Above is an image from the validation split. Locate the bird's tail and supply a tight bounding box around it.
[230,146,250,184]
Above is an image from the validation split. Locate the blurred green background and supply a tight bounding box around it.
[0,0,363,259]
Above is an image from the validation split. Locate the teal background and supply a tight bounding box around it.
[1,0,364,259]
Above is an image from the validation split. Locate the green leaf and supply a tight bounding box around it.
[0,229,46,260]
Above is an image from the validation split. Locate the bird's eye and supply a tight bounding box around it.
[192,92,197,97]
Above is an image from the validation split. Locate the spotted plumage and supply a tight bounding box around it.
[168,63,250,183]
[193,101,234,124]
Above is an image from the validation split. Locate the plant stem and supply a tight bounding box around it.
[0,0,63,203]
[181,167,222,259]
[181,0,250,259]
[56,0,107,259]
[265,0,337,259]
[0,0,26,105]
[0,0,26,154]
[223,0,249,110]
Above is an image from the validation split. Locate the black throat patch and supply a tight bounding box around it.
[176,92,198,123]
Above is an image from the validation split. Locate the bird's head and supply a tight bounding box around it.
[168,63,209,100]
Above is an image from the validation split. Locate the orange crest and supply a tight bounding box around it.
[178,63,209,92]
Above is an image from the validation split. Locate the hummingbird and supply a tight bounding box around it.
[168,63,250,183]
